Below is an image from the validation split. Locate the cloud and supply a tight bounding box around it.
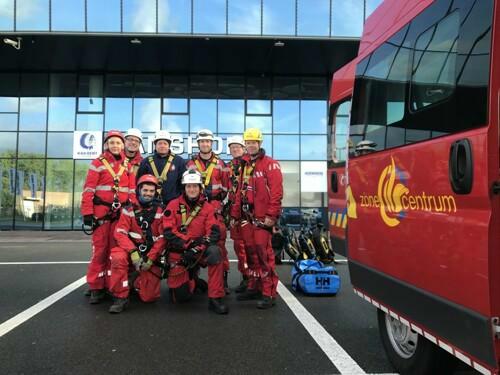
[131,0,156,32]
[229,0,260,34]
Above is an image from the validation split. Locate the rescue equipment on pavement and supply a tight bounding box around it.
[291,259,340,295]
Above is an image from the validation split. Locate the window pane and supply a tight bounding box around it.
[76,114,103,131]
[218,76,245,99]
[135,75,161,98]
[44,160,73,229]
[302,77,327,99]
[0,132,17,157]
[78,75,103,112]
[229,0,261,35]
[159,0,191,33]
[73,160,90,227]
[0,113,18,131]
[105,98,132,131]
[50,74,76,97]
[190,99,216,133]
[0,97,18,112]
[218,99,244,133]
[263,0,295,35]
[0,73,19,97]
[301,135,326,160]
[193,0,226,34]
[301,101,326,134]
[87,0,121,32]
[281,161,299,207]
[106,74,134,98]
[0,159,15,229]
[274,135,299,160]
[162,115,189,133]
[190,75,217,99]
[51,0,84,31]
[332,0,363,37]
[245,116,272,134]
[366,0,383,19]
[47,133,73,158]
[247,77,271,99]
[163,98,188,114]
[247,100,271,115]
[0,0,14,30]
[133,99,161,132]
[411,12,459,111]
[123,0,157,32]
[48,98,75,131]
[18,132,46,158]
[274,100,299,133]
[297,0,329,36]
[273,76,300,99]
[14,159,45,229]
[21,73,48,97]
[16,0,49,31]
[19,98,47,131]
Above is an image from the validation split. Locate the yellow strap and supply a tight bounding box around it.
[148,154,174,183]
[194,156,218,187]
[243,160,256,185]
[180,203,203,228]
[100,157,128,188]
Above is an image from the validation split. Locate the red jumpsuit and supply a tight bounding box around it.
[232,150,283,298]
[108,204,165,302]
[227,158,247,275]
[81,150,136,290]
[163,194,224,300]
[127,152,143,179]
[186,154,230,273]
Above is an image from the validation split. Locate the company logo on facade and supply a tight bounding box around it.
[73,131,102,159]
[79,133,97,150]
[351,157,457,227]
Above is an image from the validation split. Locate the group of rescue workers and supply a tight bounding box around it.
[81,127,283,315]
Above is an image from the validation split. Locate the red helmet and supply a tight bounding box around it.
[136,174,160,188]
[104,130,125,144]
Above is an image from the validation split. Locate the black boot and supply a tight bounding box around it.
[257,296,276,310]
[223,271,230,295]
[109,298,128,314]
[83,288,91,297]
[236,289,261,301]
[234,277,248,293]
[195,277,208,294]
[208,298,229,315]
[89,289,105,304]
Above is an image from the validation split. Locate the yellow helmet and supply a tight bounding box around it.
[243,128,263,142]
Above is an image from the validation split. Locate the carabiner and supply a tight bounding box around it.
[138,244,148,253]
[112,201,121,211]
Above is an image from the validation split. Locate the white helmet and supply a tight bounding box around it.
[196,129,214,142]
[125,128,143,143]
[153,130,172,144]
[182,169,203,185]
[227,135,245,147]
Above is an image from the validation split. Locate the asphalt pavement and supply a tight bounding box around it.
[0,232,478,375]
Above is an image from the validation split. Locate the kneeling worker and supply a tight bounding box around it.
[108,174,165,313]
[163,170,228,314]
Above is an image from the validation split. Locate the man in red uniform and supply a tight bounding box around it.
[186,129,231,293]
[124,128,143,177]
[232,128,283,309]
[81,130,136,304]
[163,170,228,315]
[108,174,165,313]
[225,135,248,293]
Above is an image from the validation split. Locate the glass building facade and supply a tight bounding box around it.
[0,0,383,230]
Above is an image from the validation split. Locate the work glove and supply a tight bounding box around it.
[181,248,199,267]
[190,236,206,247]
[140,257,153,272]
[130,250,143,271]
[208,224,220,244]
[83,215,94,227]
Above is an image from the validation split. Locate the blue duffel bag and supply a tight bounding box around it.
[291,259,340,295]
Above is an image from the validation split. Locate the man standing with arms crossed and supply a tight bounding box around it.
[232,128,283,309]
[137,130,186,207]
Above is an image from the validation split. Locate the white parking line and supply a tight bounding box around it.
[0,276,86,338]
[277,281,366,374]
[0,261,89,265]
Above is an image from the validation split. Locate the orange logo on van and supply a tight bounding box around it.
[358,157,457,227]
[377,158,409,227]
